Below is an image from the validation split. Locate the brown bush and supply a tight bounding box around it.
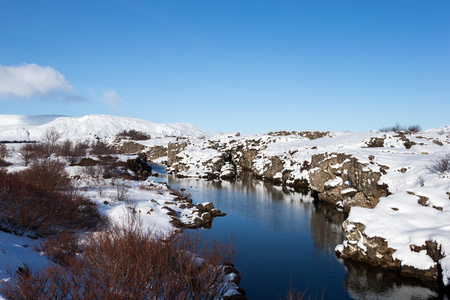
[90,140,118,156]
[116,129,151,140]
[407,124,422,133]
[41,127,62,154]
[0,167,105,237]
[379,123,406,132]
[17,143,45,166]
[35,232,81,266]
[56,140,90,164]
[19,159,72,192]
[1,216,235,299]
[379,123,421,133]
[73,140,90,155]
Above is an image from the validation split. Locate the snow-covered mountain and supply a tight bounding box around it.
[0,114,210,141]
[425,125,450,135]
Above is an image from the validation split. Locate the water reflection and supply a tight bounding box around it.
[149,164,443,299]
[310,200,346,253]
[344,260,441,300]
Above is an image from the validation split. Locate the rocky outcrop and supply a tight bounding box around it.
[146,145,167,161]
[238,150,258,171]
[364,137,385,148]
[308,153,390,211]
[336,221,442,281]
[267,131,330,140]
[119,141,146,154]
[167,200,226,230]
[121,130,450,287]
[167,142,188,167]
[125,156,152,179]
[262,156,285,184]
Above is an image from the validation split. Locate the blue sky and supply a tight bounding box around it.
[0,1,449,134]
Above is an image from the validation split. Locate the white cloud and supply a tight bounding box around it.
[102,89,123,109]
[0,63,75,99]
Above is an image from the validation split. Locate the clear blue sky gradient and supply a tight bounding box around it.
[1,1,449,134]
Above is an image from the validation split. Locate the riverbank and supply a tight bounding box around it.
[128,128,450,287]
[0,144,244,299]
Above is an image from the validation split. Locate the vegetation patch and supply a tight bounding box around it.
[1,217,236,299]
[116,129,151,140]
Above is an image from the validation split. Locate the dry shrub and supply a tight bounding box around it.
[82,165,106,196]
[379,123,422,133]
[40,127,62,155]
[19,159,71,192]
[379,123,406,132]
[427,153,450,174]
[116,129,151,141]
[17,143,45,166]
[407,124,422,133]
[1,216,235,299]
[17,128,64,162]
[0,166,105,237]
[108,179,132,202]
[56,140,90,164]
[90,140,118,156]
[36,232,81,266]
[138,183,166,195]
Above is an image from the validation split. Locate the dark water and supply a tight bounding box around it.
[150,164,441,300]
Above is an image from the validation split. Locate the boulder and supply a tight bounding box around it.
[308,153,389,210]
[125,157,152,179]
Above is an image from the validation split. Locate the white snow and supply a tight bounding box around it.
[325,177,343,188]
[0,114,210,141]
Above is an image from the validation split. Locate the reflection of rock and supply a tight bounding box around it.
[343,259,439,300]
[309,200,346,252]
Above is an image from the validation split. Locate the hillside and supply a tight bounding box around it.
[0,114,209,141]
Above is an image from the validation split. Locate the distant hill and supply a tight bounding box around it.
[0,114,209,141]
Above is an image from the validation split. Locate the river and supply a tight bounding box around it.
[150,163,441,299]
